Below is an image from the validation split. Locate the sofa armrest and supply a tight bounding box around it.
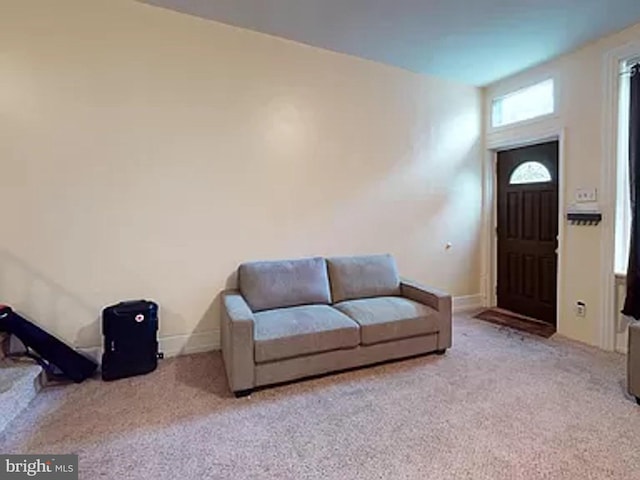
[400,279,452,350]
[628,321,640,400]
[221,290,255,393]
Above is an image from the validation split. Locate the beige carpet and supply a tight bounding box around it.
[0,313,638,479]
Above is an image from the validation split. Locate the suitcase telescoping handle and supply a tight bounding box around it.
[109,300,157,317]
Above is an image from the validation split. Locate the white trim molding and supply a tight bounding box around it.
[482,126,566,337]
[79,329,220,365]
[160,330,220,357]
[600,40,640,351]
[77,296,485,366]
[453,294,485,313]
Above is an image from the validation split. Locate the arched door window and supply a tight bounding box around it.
[509,161,552,185]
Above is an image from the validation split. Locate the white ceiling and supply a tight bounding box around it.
[142,0,640,86]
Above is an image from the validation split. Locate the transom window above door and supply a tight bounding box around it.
[509,161,552,185]
[491,79,555,128]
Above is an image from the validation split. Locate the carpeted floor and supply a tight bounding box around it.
[1,313,638,479]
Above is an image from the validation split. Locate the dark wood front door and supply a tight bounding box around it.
[497,141,559,325]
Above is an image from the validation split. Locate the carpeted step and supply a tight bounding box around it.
[0,358,42,433]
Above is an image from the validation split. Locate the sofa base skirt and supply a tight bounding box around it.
[254,333,440,388]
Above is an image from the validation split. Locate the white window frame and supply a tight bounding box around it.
[490,78,556,129]
[600,43,640,352]
[615,57,640,275]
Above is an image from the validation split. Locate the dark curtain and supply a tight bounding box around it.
[623,63,640,318]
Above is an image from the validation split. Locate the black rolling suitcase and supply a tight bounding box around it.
[101,300,160,381]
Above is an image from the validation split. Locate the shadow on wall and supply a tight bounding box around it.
[0,249,100,347]
[173,293,222,356]
[0,249,221,355]
[175,272,238,358]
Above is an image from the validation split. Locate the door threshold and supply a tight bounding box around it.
[474,308,556,338]
[491,307,553,326]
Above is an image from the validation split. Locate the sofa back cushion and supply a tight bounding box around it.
[238,257,332,312]
[326,254,401,303]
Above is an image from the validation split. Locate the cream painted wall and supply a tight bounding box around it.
[0,0,483,352]
[485,21,640,347]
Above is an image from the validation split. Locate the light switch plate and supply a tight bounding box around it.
[575,188,597,203]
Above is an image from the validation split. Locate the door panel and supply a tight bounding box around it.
[522,192,538,240]
[507,193,520,238]
[523,255,536,298]
[540,192,555,241]
[497,141,559,325]
[539,257,556,304]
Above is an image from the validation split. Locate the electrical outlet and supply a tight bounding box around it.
[576,301,586,317]
[575,188,597,203]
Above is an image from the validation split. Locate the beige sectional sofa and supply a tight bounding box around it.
[221,254,452,396]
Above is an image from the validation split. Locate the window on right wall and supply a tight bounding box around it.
[491,79,555,128]
[615,59,637,275]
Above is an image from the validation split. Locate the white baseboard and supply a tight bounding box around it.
[160,330,220,357]
[453,294,485,313]
[78,296,482,365]
[78,329,220,365]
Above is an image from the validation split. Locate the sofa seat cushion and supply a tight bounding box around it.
[334,297,439,345]
[254,305,360,363]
